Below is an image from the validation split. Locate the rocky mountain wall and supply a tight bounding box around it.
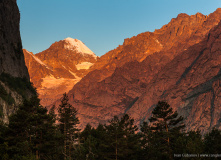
[0,0,29,79]
[0,0,35,123]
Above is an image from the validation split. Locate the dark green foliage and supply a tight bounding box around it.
[74,123,108,160]
[0,73,36,99]
[141,101,185,160]
[0,83,15,105]
[204,128,221,159]
[0,95,220,160]
[74,114,141,160]
[171,130,204,160]
[104,114,140,160]
[3,96,63,160]
[149,101,185,132]
[58,93,80,160]
[74,124,99,160]
[184,131,204,155]
[139,101,221,160]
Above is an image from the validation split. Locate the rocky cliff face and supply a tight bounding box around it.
[128,21,221,134]
[54,9,221,133]
[0,0,29,78]
[24,38,97,106]
[0,0,34,123]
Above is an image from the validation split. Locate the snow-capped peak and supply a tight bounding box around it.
[64,37,97,58]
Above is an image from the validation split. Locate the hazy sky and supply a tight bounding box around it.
[17,0,221,57]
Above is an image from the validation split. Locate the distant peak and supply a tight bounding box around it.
[63,37,97,58]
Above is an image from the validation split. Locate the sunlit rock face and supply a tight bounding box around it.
[24,38,97,106]
[0,0,34,123]
[49,9,221,133]
[128,20,221,134]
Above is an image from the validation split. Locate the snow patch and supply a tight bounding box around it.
[40,75,81,89]
[76,62,94,70]
[38,75,82,106]
[64,37,97,58]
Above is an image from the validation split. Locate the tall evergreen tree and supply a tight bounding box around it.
[104,114,139,160]
[149,101,185,135]
[141,101,185,160]
[58,93,79,160]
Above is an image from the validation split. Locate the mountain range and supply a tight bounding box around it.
[24,8,221,133]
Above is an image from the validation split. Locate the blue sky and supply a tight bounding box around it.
[17,0,221,57]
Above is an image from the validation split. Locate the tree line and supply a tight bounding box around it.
[0,93,220,160]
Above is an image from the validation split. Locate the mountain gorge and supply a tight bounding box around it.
[24,38,97,106]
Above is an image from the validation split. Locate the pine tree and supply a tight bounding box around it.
[58,93,79,160]
[149,101,185,134]
[141,101,185,160]
[104,114,139,160]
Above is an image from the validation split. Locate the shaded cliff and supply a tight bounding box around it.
[0,0,29,78]
[0,0,35,123]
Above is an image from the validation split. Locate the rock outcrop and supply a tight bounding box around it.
[24,38,97,106]
[0,0,34,123]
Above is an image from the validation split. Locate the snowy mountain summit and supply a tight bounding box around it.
[64,37,97,58]
[24,37,98,106]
